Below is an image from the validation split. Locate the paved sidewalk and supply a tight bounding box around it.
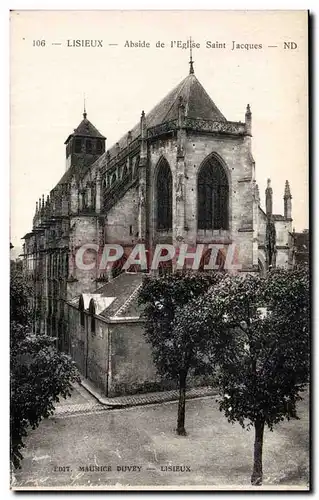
[81,379,218,407]
[52,383,106,417]
[53,402,107,416]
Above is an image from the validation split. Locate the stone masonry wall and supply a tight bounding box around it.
[104,185,139,245]
[68,304,110,395]
[148,131,255,269]
[67,215,104,299]
[109,321,161,396]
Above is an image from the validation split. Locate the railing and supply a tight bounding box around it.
[184,118,246,135]
[147,120,178,139]
[105,138,140,172]
[103,174,138,213]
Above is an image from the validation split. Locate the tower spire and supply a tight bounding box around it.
[189,37,194,74]
[83,93,87,119]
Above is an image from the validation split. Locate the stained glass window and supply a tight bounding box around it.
[198,156,229,230]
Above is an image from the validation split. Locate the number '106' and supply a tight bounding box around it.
[33,40,46,47]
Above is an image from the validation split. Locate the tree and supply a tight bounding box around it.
[138,271,220,435]
[174,268,309,485]
[10,268,80,468]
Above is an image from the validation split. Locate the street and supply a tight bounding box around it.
[12,386,309,489]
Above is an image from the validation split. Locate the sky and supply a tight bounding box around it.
[10,10,308,249]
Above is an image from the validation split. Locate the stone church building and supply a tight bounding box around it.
[22,61,295,396]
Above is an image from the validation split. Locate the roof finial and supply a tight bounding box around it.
[83,93,87,119]
[189,37,194,74]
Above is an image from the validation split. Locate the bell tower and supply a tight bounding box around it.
[64,107,106,172]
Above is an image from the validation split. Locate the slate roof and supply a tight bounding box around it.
[57,71,227,184]
[56,162,88,187]
[94,72,227,171]
[94,272,144,318]
[64,115,106,144]
[69,272,145,319]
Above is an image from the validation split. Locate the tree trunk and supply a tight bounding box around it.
[251,418,265,486]
[176,371,187,436]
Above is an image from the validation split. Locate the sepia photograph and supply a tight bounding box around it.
[10,10,309,491]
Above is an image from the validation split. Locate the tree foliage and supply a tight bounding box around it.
[10,269,80,469]
[138,271,221,434]
[174,267,309,484]
[139,272,221,378]
[10,263,33,326]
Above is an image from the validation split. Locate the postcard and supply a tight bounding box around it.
[10,10,309,491]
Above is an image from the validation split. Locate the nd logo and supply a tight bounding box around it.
[284,41,298,49]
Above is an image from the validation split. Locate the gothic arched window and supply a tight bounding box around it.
[197,155,229,230]
[156,158,172,231]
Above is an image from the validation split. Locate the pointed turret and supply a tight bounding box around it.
[284,180,292,219]
[284,179,292,198]
[140,110,147,164]
[265,178,273,217]
[140,110,146,139]
[245,104,252,136]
